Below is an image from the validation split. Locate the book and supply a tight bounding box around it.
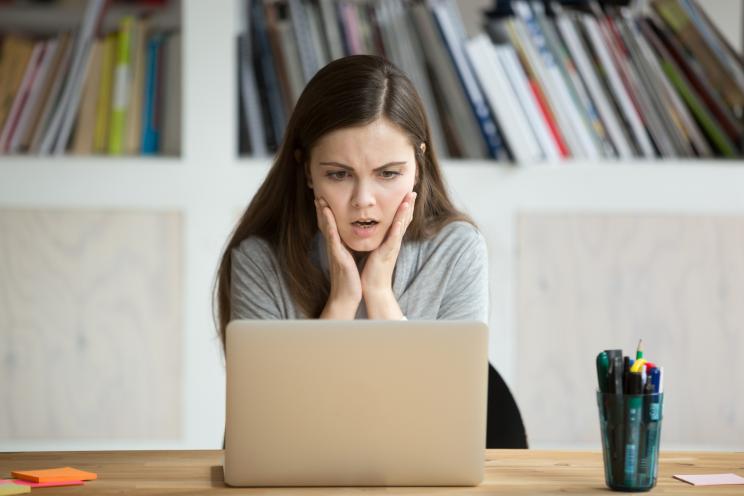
[653,0,744,116]
[265,2,297,116]
[238,0,266,157]
[306,0,330,67]
[160,31,181,156]
[40,0,107,155]
[343,1,364,55]
[489,16,571,158]
[410,2,480,158]
[640,16,736,156]
[14,37,60,154]
[318,0,345,60]
[125,16,150,155]
[632,18,712,157]
[0,41,46,153]
[141,33,164,154]
[648,10,743,147]
[289,0,322,82]
[431,0,505,160]
[108,15,135,155]
[582,14,656,157]
[0,36,35,135]
[615,11,691,156]
[20,33,70,152]
[94,32,117,154]
[253,0,286,151]
[384,0,448,159]
[604,10,675,157]
[71,38,103,155]
[466,35,542,163]
[498,43,561,161]
[510,10,584,157]
[554,8,634,159]
[28,33,74,154]
[533,1,611,157]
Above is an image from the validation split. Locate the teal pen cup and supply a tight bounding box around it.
[597,391,664,492]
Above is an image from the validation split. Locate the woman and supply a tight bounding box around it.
[213,55,488,346]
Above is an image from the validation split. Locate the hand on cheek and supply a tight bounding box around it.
[314,197,363,314]
[360,191,416,298]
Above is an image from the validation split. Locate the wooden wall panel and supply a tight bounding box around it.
[0,209,182,440]
[516,213,744,448]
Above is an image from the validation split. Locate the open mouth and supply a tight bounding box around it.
[351,220,379,229]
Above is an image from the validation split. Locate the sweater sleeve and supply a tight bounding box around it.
[230,238,284,320]
[436,229,489,323]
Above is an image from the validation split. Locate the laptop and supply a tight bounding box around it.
[223,319,489,487]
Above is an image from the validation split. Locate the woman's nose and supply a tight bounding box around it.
[351,182,375,208]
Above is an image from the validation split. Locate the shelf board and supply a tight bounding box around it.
[0,0,181,35]
[4,156,744,212]
[0,156,187,209]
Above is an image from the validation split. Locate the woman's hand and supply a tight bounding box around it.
[315,197,362,319]
[361,191,416,319]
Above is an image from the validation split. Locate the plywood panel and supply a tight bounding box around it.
[0,209,182,440]
[516,213,744,448]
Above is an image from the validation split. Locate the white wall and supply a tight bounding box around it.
[696,0,743,52]
[2,0,744,452]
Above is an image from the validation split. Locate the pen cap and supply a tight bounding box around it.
[596,351,609,393]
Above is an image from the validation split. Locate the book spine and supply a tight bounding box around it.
[94,32,116,154]
[10,39,59,154]
[556,11,634,159]
[499,44,561,161]
[431,0,505,160]
[109,16,133,155]
[582,14,656,158]
[141,35,163,154]
[0,42,46,152]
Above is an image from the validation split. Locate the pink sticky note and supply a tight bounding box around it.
[11,479,84,488]
[673,473,744,486]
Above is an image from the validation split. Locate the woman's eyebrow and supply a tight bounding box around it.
[318,161,407,171]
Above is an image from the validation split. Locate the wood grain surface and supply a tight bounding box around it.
[0,450,742,494]
[0,209,183,441]
[516,213,744,448]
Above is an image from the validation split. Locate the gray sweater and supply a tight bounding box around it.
[230,220,489,322]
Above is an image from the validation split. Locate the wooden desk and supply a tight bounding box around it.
[1,450,742,494]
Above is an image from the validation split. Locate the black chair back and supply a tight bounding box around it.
[486,363,528,448]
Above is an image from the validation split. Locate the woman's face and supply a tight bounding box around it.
[307,118,417,253]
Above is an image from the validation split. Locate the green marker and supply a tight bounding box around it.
[596,351,609,393]
[624,373,643,487]
[636,339,644,360]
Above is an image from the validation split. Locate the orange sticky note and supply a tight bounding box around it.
[10,467,97,483]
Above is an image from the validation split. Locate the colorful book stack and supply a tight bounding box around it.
[238,0,744,163]
[0,0,181,157]
[0,467,97,494]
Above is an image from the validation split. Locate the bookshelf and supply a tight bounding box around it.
[2,0,744,451]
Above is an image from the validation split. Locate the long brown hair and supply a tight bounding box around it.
[213,55,473,347]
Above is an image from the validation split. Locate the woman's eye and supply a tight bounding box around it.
[327,171,348,180]
[380,170,401,179]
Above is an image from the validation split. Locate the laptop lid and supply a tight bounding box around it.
[224,319,488,487]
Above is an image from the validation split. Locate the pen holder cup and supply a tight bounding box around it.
[597,391,664,492]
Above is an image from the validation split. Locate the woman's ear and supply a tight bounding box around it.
[415,142,425,186]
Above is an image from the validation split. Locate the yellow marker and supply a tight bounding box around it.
[630,358,647,373]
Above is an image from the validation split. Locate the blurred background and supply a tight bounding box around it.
[1,0,743,451]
